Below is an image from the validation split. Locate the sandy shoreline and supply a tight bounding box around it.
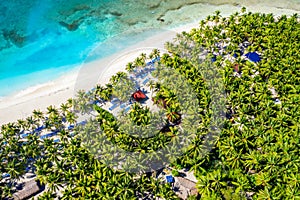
[0,23,197,125]
[0,5,298,125]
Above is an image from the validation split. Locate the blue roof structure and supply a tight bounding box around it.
[245,52,261,62]
[166,175,174,183]
[211,55,217,62]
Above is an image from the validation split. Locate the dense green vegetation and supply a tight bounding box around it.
[1,9,299,199]
[166,10,300,199]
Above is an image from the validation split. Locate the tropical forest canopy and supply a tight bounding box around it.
[0,8,299,199]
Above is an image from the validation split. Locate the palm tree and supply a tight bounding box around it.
[134,56,145,67]
[110,71,127,85]
[113,76,136,102]
[126,62,135,72]
[147,80,156,97]
[165,104,181,123]
[74,90,92,114]
[65,111,77,125]
[1,10,300,200]
[149,49,160,60]
[140,53,147,63]
[16,119,28,132]
[46,105,59,116]
[32,109,44,123]
[60,103,71,115]
[25,116,37,131]
[66,98,74,108]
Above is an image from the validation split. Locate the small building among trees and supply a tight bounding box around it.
[13,179,44,200]
[132,90,147,102]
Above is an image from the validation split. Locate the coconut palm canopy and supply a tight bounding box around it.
[1,8,300,200]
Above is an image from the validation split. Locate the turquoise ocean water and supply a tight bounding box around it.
[0,0,299,97]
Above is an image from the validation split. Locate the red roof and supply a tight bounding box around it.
[132,90,146,101]
[234,64,239,72]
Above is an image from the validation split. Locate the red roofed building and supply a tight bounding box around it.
[233,64,239,72]
[132,90,146,102]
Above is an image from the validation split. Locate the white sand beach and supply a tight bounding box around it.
[0,23,197,125]
[0,4,298,125]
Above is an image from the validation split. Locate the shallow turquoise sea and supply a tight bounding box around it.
[0,0,299,96]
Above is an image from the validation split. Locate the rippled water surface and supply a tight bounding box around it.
[0,0,299,96]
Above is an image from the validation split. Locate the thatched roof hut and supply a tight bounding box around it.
[175,177,198,199]
[177,177,196,189]
[13,179,44,200]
